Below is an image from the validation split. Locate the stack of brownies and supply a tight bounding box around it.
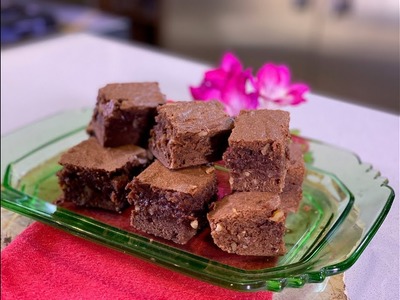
[127,100,234,244]
[57,81,305,255]
[208,109,305,256]
[58,82,166,212]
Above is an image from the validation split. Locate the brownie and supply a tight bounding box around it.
[284,143,305,193]
[207,192,286,256]
[280,189,303,214]
[87,82,166,147]
[223,109,290,193]
[281,143,305,213]
[149,101,233,169]
[58,137,149,212]
[126,160,217,244]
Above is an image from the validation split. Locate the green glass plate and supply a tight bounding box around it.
[1,109,395,292]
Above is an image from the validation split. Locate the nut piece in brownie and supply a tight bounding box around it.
[280,142,306,213]
[87,82,166,147]
[126,160,217,244]
[58,137,149,212]
[223,109,290,193]
[149,101,233,169]
[207,192,286,256]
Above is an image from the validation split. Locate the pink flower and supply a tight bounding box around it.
[190,52,257,116]
[190,53,309,115]
[255,63,309,109]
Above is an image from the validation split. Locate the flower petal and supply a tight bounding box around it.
[276,65,291,87]
[289,83,310,95]
[203,69,227,89]
[256,62,309,108]
[220,70,258,116]
[222,89,258,116]
[220,52,242,73]
[286,83,309,105]
[190,85,221,101]
[257,64,279,87]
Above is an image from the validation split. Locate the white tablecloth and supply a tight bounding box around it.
[1,33,399,300]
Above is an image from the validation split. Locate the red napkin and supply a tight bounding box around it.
[1,222,273,300]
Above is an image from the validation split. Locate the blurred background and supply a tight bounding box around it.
[1,0,399,114]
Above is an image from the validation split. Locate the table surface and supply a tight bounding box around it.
[1,33,399,300]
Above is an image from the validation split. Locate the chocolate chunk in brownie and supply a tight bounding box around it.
[58,137,149,212]
[281,142,305,213]
[126,160,217,244]
[223,109,290,193]
[207,192,286,256]
[149,101,233,169]
[87,82,166,147]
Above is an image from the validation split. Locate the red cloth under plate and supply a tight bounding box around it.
[1,222,273,300]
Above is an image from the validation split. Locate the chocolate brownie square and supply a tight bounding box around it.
[87,82,166,147]
[126,160,217,244]
[223,109,290,193]
[207,192,286,256]
[281,143,305,213]
[149,101,233,169]
[58,137,149,212]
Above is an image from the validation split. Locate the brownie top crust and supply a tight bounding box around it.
[59,137,148,172]
[136,160,216,195]
[99,82,166,108]
[229,109,290,142]
[208,192,281,219]
[157,101,233,134]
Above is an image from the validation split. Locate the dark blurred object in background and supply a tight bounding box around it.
[97,0,160,45]
[1,3,58,45]
[1,0,161,45]
[1,0,133,47]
